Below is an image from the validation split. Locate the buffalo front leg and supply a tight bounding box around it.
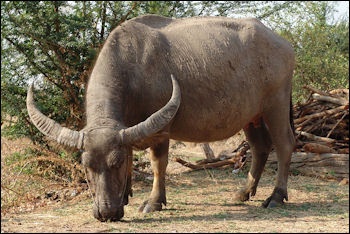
[234,119,272,202]
[139,139,169,213]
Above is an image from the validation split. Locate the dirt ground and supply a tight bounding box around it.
[1,136,349,233]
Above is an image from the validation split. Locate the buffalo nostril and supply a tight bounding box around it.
[93,205,124,222]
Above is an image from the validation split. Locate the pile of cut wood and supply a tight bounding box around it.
[174,86,349,180]
[294,86,349,154]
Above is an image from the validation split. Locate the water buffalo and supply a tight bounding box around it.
[27,14,295,221]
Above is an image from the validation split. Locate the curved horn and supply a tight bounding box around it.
[120,74,181,144]
[26,84,84,149]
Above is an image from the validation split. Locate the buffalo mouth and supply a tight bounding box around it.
[93,204,125,222]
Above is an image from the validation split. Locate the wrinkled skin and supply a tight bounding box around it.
[81,128,133,221]
[27,14,296,222]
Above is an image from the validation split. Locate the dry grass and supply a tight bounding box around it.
[1,137,86,215]
[1,137,349,233]
[1,168,349,233]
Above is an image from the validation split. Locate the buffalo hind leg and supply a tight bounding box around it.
[138,139,169,213]
[262,105,295,208]
[234,118,272,202]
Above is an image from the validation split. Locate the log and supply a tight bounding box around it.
[312,93,348,106]
[294,105,346,124]
[297,117,326,133]
[294,101,320,118]
[329,88,349,99]
[302,142,336,154]
[287,152,349,179]
[246,152,349,179]
[296,130,336,143]
[303,85,332,97]
[176,151,349,180]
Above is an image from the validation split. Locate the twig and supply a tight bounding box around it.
[10,161,31,189]
[1,184,23,196]
[326,111,348,138]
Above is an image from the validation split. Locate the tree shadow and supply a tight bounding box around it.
[124,198,348,224]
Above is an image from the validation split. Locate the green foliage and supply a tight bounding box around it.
[2,1,91,143]
[277,2,349,102]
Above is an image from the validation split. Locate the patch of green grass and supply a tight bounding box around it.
[212,211,232,219]
[273,208,291,217]
[329,193,348,203]
[291,168,301,176]
[4,147,38,166]
[4,148,42,175]
[294,203,312,211]
[301,184,318,192]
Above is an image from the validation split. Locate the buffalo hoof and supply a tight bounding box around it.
[262,187,287,208]
[262,196,284,208]
[138,200,162,213]
[233,189,250,202]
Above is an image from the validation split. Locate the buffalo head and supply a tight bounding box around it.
[26,75,181,221]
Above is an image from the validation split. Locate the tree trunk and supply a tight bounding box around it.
[200,143,215,160]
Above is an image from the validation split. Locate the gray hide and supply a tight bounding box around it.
[27,14,295,222]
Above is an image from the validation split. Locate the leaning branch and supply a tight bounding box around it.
[303,85,332,97]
